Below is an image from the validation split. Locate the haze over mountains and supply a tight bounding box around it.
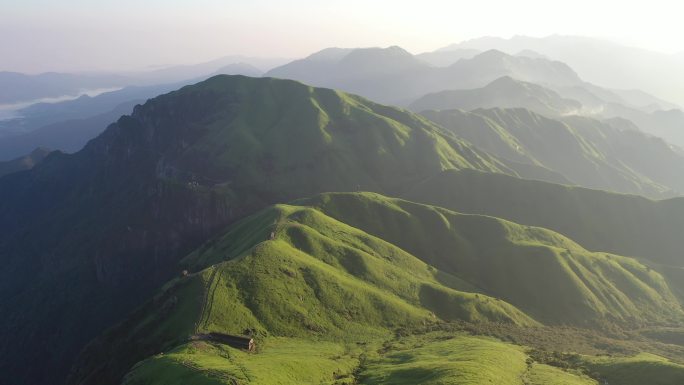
[266,44,684,153]
[0,72,128,105]
[0,55,285,104]
[4,36,683,162]
[266,47,584,104]
[441,35,684,107]
[0,58,281,161]
[420,107,684,198]
[3,34,684,385]
[409,76,582,116]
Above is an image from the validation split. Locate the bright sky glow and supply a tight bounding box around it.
[1,0,682,72]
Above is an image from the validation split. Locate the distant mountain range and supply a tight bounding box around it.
[411,75,678,118]
[266,47,583,104]
[409,76,581,116]
[266,46,684,151]
[421,107,684,197]
[0,102,138,160]
[0,59,277,160]
[407,73,684,151]
[6,40,682,168]
[0,55,283,106]
[0,72,128,104]
[440,35,684,107]
[122,56,274,85]
[0,83,187,160]
[414,48,480,66]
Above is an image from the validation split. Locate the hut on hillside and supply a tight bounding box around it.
[207,332,256,351]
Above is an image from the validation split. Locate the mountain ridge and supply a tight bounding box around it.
[409,76,582,116]
[69,192,684,385]
[420,107,684,198]
[266,47,584,104]
[0,74,513,385]
[438,35,684,106]
[4,74,684,385]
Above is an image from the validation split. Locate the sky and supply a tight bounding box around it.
[1,0,683,73]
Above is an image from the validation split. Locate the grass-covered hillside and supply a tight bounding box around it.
[405,169,684,269]
[5,75,684,385]
[421,107,684,197]
[298,193,683,326]
[118,329,684,385]
[0,75,518,385]
[69,192,684,385]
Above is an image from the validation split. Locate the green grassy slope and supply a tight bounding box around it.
[70,195,537,385]
[122,338,362,385]
[358,334,530,385]
[581,353,684,385]
[119,333,684,385]
[69,192,683,385]
[162,75,510,196]
[299,193,683,326]
[421,107,684,197]
[404,169,684,269]
[124,332,656,385]
[526,364,597,385]
[531,349,684,385]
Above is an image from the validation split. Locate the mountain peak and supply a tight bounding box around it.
[409,75,581,117]
[212,62,263,77]
[303,46,414,64]
[304,47,355,62]
[486,75,522,87]
[473,49,510,60]
[340,45,416,62]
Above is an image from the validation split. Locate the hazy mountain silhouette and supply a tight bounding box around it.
[409,76,582,116]
[0,102,137,160]
[211,62,263,77]
[266,47,583,104]
[0,72,129,104]
[125,56,279,84]
[440,35,684,106]
[415,48,481,66]
[0,147,51,177]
